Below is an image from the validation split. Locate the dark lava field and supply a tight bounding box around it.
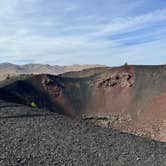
[0,100,166,166]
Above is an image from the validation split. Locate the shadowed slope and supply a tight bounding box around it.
[0,74,91,117]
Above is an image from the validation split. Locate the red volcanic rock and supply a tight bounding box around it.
[47,85,61,98]
[97,72,134,88]
[42,78,61,97]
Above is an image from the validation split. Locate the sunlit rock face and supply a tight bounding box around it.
[0,65,166,142]
[97,72,134,88]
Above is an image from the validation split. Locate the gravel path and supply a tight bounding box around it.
[0,100,166,166]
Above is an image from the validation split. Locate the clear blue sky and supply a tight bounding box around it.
[0,0,166,66]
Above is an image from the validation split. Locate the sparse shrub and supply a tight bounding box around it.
[124,62,128,66]
[31,102,37,108]
[6,74,10,80]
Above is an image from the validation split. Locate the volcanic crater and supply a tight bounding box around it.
[0,65,166,142]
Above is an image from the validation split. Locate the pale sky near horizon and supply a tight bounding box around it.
[0,0,166,66]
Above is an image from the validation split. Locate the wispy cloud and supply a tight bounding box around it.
[0,0,166,65]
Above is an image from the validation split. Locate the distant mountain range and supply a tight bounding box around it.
[0,63,105,80]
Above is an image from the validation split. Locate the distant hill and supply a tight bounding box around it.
[0,63,105,80]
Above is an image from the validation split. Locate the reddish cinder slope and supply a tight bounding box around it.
[82,65,166,141]
[0,65,166,141]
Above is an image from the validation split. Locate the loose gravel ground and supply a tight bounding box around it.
[0,100,166,166]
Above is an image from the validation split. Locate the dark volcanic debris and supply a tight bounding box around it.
[0,101,166,166]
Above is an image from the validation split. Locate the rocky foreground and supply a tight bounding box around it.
[0,100,166,166]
